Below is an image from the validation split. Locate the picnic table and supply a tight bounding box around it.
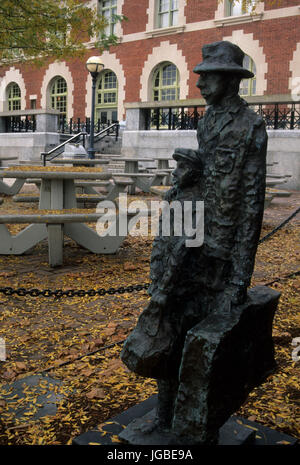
[0,156,23,194]
[50,158,111,195]
[51,158,110,166]
[110,156,170,194]
[0,156,18,167]
[110,157,156,194]
[0,166,148,267]
[151,156,174,184]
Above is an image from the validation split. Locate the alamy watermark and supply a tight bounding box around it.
[0,338,6,361]
[95,193,204,248]
[291,337,300,362]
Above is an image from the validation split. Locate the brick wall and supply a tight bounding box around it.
[185,0,218,22]
[122,0,149,34]
[264,0,299,11]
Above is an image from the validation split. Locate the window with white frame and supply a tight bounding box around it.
[153,62,180,101]
[7,83,21,111]
[226,0,254,16]
[239,55,256,96]
[157,0,178,29]
[50,77,68,120]
[99,0,117,35]
[96,70,118,106]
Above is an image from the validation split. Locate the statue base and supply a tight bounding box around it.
[72,394,299,446]
[118,408,256,445]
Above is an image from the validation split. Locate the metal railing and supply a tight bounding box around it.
[94,121,119,143]
[143,101,300,130]
[41,122,119,165]
[41,131,87,166]
[6,114,36,132]
[58,116,119,135]
[251,102,300,130]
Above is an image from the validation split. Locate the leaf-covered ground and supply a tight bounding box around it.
[0,189,299,445]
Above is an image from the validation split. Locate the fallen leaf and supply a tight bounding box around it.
[2,370,16,380]
[123,262,136,271]
[86,388,106,400]
[15,362,27,371]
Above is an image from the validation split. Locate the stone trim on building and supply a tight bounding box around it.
[85,50,126,120]
[289,41,300,102]
[139,40,189,102]
[0,67,26,112]
[40,61,74,119]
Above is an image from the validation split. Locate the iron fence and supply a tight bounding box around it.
[144,101,300,130]
[58,116,119,135]
[6,115,36,132]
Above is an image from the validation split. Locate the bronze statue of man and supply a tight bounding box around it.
[121,41,268,438]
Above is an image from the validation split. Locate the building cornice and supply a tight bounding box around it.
[144,25,185,38]
[214,12,264,28]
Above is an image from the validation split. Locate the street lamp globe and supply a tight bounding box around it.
[86,56,104,75]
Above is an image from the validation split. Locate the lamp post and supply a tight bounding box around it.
[86,56,104,159]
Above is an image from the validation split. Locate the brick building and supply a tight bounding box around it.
[0,0,299,125]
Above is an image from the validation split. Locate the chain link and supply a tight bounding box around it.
[259,206,300,244]
[0,283,150,299]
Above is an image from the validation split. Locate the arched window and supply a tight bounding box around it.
[95,70,118,124]
[50,77,67,119]
[7,83,21,111]
[152,62,179,102]
[239,55,256,96]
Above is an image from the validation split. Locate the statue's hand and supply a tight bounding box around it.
[150,289,168,308]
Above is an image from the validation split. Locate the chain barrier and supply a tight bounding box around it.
[258,206,300,244]
[0,283,150,299]
[0,206,299,299]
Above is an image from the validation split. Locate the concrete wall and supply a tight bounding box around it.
[122,128,300,190]
[267,130,300,190]
[0,110,60,162]
[0,132,60,162]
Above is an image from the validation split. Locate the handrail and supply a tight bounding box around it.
[41,122,119,165]
[41,131,87,166]
[94,122,119,143]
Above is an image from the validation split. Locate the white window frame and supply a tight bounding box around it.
[157,0,179,29]
[98,0,118,35]
[214,0,264,27]
[7,82,21,111]
[239,55,257,97]
[145,0,185,38]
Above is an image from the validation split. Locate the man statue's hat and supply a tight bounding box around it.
[193,41,254,78]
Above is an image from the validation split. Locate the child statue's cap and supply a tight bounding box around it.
[173,149,202,168]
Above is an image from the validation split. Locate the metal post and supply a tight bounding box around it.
[87,73,97,159]
[274,104,279,130]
